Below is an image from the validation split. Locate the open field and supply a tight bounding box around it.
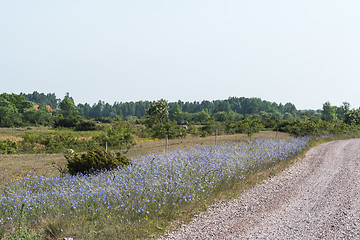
[0,131,290,184]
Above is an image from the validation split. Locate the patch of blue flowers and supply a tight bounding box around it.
[0,137,309,230]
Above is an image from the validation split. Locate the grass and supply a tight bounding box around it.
[1,132,311,240]
[129,131,290,156]
[0,131,290,185]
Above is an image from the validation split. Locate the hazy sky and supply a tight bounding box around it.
[1,1,360,110]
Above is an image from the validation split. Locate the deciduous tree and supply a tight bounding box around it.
[59,94,77,117]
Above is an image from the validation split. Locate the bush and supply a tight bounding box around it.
[93,120,136,150]
[226,119,263,136]
[149,121,187,139]
[53,117,80,128]
[65,148,131,175]
[0,139,18,154]
[95,117,113,123]
[75,120,96,131]
[281,119,359,137]
[187,124,199,136]
[19,132,93,153]
[200,120,224,137]
[274,119,299,132]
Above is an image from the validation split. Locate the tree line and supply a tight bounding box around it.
[0,91,359,136]
[20,91,299,119]
[1,92,360,155]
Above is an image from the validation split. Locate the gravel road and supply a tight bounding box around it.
[160,139,360,239]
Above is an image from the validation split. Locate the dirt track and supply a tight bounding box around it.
[161,139,360,239]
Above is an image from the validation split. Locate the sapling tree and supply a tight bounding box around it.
[145,99,169,127]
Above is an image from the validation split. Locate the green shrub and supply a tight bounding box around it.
[19,132,94,153]
[65,148,131,175]
[149,121,187,139]
[187,124,199,136]
[0,139,18,154]
[93,120,136,150]
[53,117,80,128]
[200,120,224,137]
[75,120,96,131]
[95,117,113,123]
[226,119,263,136]
[281,119,359,137]
[274,119,299,132]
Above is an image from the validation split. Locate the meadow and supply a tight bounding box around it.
[0,131,289,184]
[0,132,311,239]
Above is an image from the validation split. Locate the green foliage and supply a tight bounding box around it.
[212,111,228,122]
[23,105,53,126]
[19,132,91,153]
[0,93,33,113]
[145,99,169,127]
[75,120,97,131]
[77,96,299,120]
[65,148,131,175]
[200,120,224,137]
[19,133,37,151]
[95,117,114,123]
[321,101,337,122]
[144,100,187,139]
[2,92,360,145]
[187,124,199,136]
[193,109,210,123]
[275,119,300,132]
[336,102,350,120]
[256,112,279,129]
[93,120,136,149]
[22,91,59,109]
[226,119,263,136]
[279,119,358,137]
[344,109,360,125]
[0,98,22,127]
[54,117,97,131]
[59,94,77,117]
[53,117,80,128]
[0,139,18,154]
[147,121,187,139]
[288,119,324,136]
[169,104,183,123]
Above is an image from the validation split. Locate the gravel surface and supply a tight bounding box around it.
[160,139,360,239]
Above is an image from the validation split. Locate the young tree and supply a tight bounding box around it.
[321,101,337,122]
[93,120,136,150]
[0,98,21,127]
[169,103,183,123]
[59,94,77,117]
[193,109,210,123]
[336,102,350,120]
[344,109,360,125]
[145,99,169,127]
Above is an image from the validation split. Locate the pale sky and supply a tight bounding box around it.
[1,1,360,110]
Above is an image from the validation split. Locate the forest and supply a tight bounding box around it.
[20,91,300,120]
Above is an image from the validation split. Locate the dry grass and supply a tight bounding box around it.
[0,131,290,185]
[0,153,63,184]
[0,134,23,142]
